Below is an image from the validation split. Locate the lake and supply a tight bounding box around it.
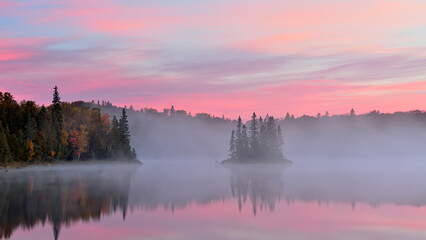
[2,160,426,240]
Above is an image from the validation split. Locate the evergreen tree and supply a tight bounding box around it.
[229,130,236,160]
[285,112,291,120]
[119,108,132,159]
[52,86,64,157]
[110,116,122,157]
[8,134,20,161]
[0,122,12,162]
[249,112,259,157]
[241,125,249,158]
[277,125,284,153]
[227,114,285,162]
[266,116,277,152]
[30,118,37,141]
[52,86,62,124]
[170,105,175,117]
[235,116,243,160]
[259,121,266,156]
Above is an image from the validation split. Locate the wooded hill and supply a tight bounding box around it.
[0,87,136,163]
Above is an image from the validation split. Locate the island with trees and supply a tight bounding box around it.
[222,112,290,164]
[0,87,137,166]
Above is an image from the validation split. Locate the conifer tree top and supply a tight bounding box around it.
[52,86,61,105]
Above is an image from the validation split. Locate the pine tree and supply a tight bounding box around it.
[110,116,121,158]
[266,116,277,152]
[277,125,284,152]
[259,119,266,157]
[249,112,259,157]
[229,130,236,160]
[235,116,243,160]
[285,112,291,120]
[119,108,132,159]
[241,125,249,159]
[0,122,12,162]
[52,86,63,157]
[170,105,175,117]
[52,86,62,123]
[227,113,286,162]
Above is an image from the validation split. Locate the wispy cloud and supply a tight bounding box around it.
[1,0,426,117]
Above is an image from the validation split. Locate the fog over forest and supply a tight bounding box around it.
[92,101,426,163]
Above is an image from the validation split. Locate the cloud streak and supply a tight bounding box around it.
[1,0,426,117]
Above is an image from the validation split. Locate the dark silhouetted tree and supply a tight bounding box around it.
[229,130,236,160]
[170,105,175,117]
[0,122,12,162]
[119,108,135,159]
[241,125,249,159]
[235,116,243,159]
[227,114,285,162]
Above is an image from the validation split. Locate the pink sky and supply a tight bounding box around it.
[1,0,426,118]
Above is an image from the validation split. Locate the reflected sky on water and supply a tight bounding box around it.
[2,160,426,240]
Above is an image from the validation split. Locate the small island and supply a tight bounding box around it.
[222,113,291,164]
[0,87,138,167]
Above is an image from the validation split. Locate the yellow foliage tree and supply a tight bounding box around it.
[25,139,35,161]
[58,127,69,158]
[77,124,89,161]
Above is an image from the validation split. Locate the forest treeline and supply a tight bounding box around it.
[89,100,426,160]
[0,87,136,163]
[227,113,285,162]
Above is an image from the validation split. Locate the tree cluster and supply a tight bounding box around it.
[228,113,284,162]
[0,87,136,163]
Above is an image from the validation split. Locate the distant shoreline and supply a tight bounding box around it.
[0,159,142,170]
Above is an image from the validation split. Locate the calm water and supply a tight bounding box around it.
[2,160,426,240]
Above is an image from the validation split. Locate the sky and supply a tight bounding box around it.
[1,0,426,118]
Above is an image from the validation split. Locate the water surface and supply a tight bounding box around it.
[2,160,426,240]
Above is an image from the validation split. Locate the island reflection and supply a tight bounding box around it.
[229,164,285,215]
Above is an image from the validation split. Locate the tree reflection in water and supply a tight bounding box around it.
[0,165,136,240]
[228,164,286,215]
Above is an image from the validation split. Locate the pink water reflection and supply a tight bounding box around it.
[10,199,426,240]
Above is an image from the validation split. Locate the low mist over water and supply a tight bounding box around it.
[98,104,426,162]
[3,159,426,240]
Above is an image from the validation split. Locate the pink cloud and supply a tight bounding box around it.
[0,37,48,61]
[0,37,49,48]
[31,0,184,36]
[1,0,426,119]
[0,49,37,61]
[210,0,426,54]
[0,1,19,10]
